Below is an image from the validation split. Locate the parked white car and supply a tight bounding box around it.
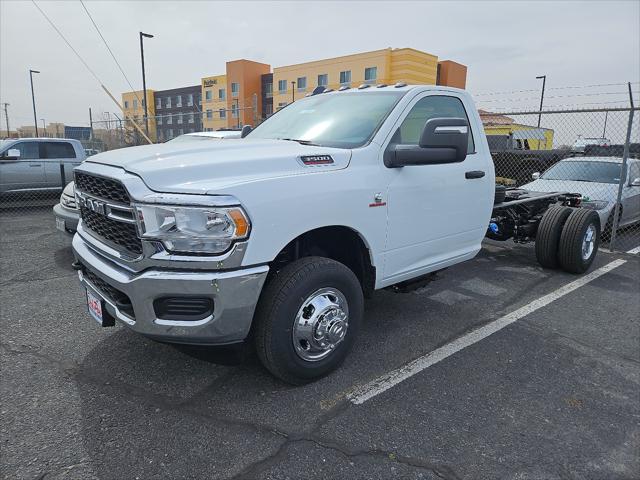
[524,156,640,231]
[167,130,242,143]
[53,181,79,233]
[571,136,611,153]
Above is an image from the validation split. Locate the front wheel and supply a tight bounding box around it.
[254,257,363,385]
[558,209,601,274]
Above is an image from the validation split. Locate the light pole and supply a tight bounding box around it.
[29,69,40,137]
[2,103,9,138]
[139,32,154,137]
[40,118,46,135]
[291,81,296,103]
[536,75,546,128]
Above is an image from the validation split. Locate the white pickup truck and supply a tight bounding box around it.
[71,84,600,384]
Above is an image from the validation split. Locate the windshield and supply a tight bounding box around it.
[248,91,404,148]
[541,161,622,184]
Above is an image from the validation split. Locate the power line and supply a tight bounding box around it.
[79,0,142,105]
[473,82,640,97]
[31,0,102,85]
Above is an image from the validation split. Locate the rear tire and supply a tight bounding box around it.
[254,257,363,385]
[535,205,573,269]
[558,209,600,274]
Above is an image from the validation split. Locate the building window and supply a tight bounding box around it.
[177,114,183,124]
[205,90,212,102]
[156,98,161,109]
[124,100,129,109]
[219,109,226,119]
[278,80,287,94]
[133,99,138,109]
[167,128,173,138]
[166,114,172,125]
[157,115,163,125]
[340,70,351,86]
[206,109,213,119]
[364,67,377,83]
[187,94,193,107]
[231,82,239,98]
[317,74,328,87]
[264,104,273,116]
[277,102,287,110]
[297,77,307,92]
[231,103,238,118]
[219,88,226,100]
[166,97,171,108]
[176,95,182,107]
[188,113,194,124]
[178,128,183,135]
[265,82,273,98]
[198,94,202,106]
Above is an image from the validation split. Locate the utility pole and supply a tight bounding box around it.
[89,107,94,141]
[2,103,9,138]
[29,69,40,137]
[536,75,546,128]
[139,32,154,137]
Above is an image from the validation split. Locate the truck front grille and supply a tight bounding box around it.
[75,172,130,204]
[81,207,143,256]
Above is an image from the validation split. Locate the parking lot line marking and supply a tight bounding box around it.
[348,258,627,405]
[626,245,640,255]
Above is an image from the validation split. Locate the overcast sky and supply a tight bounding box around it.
[1,0,639,129]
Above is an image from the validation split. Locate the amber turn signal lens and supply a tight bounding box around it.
[229,209,249,237]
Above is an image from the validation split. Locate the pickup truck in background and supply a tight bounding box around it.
[71,85,601,384]
[0,138,86,194]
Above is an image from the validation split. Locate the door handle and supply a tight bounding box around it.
[465,170,485,179]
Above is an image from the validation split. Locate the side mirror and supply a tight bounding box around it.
[384,117,469,168]
[532,172,540,180]
[4,148,20,160]
[240,125,252,138]
[630,177,640,187]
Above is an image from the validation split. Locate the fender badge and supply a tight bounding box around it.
[369,193,386,208]
[301,155,334,165]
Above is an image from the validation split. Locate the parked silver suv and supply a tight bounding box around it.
[0,138,86,193]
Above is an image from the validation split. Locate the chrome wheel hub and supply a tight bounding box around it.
[292,288,349,361]
[582,224,596,260]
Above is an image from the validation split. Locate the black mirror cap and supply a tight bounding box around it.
[384,117,470,168]
[240,125,253,138]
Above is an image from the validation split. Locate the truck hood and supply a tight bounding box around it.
[522,179,617,202]
[85,139,351,193]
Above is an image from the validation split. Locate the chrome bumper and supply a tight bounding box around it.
[72,233,268,345]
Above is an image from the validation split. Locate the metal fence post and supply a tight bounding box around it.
[609,83,635,252]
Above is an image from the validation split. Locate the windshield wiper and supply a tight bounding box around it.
[279,138,320,146]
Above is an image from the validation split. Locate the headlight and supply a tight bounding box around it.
[61,194,77,209]
[135,204,250,254]
[581,200,609,211]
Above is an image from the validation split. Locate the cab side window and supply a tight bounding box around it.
[394,96,475,153]
[43,142,76,159]
[2,142,40,159]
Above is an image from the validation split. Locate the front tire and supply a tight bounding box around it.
[254,257,363,385]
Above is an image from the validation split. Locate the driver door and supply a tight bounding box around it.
[0,141,44,192]
[381,93,493,284]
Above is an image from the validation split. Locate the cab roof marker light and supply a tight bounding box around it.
[358,84,371,89]
[376,84,388,88]
[323,88,334,93]
[311,86,326,96]
[338,86,350,91]
[394,82,408,88]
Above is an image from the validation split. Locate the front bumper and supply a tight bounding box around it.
[72,233,268,345]
[53,203,79,233]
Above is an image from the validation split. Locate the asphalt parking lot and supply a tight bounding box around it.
[1,208,639,480]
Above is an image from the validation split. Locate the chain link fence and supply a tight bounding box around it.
[2,105,639,251]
